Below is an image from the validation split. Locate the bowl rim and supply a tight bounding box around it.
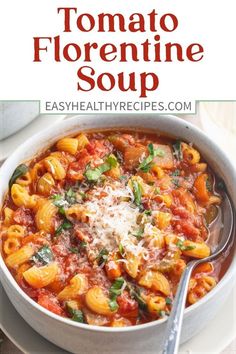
[0,113,235,333]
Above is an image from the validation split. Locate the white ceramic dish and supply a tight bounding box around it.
[0,114,235,354]
[0,114,66,162]
[0,102,39,141]
[1,282,235,354]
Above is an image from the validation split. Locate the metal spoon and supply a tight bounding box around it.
[162,191,235,354]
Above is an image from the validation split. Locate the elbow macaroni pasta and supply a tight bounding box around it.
[37,173,55,196]
[44,156,66,180]
[6,244,35,269]
[57,138,79,155]
[11,184,37,208]
[23,262,59,288]
[35,200,57,233]
[85,286,115,316]
[57,274,88,301]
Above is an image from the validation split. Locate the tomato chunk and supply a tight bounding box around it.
[38,292,63,316]
[117,291,138,316]
[13,207,34,226]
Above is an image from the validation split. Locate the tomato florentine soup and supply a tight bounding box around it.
[0,130,224,327]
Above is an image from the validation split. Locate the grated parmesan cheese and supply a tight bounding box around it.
[82,181,145,258]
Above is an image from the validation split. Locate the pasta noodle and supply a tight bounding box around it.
[44,156,66,180]
[35,200,57,233]
[4,237,21,255]
[7,225,25,238]
[57,138,79,155]
[11,184,37,208]
[23,262,59,288]
[6,244,35,269]
[3,207,14,226]
[85,286,115,316]
[37,173,55,196]
[57,274,88,301]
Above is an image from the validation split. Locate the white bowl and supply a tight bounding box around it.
[0,114,235,354]
[0,102,39,140]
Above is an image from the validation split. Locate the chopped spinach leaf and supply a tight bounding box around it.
[132,227,144,240]
[176,240,196,251]
[55,220,73,235]
[52,194,66,215]
[172,178,180,188]
[166,297,172,305]
[171,169,180,176]
[127,283,147,311]
[65,188,77,204]
[96,248,109,266]
[9,164,29,188]
[109,277,126,312]
[69,247,79,254]
[78,191,87,200]
[110,277,126,297]
[84,155,117,182]
[106,155,118,168]
[138,143,165,172]
[159,310,166,318]
[31,246,53,265]
[80,241,87,248]
[109,298,119,312]
[67,307,84,323]
[173,140,183,161]
[144,209,152,216]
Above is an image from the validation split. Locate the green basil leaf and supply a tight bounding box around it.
[9,164,29,188]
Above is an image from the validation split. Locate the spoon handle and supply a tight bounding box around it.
[162,262,196,354]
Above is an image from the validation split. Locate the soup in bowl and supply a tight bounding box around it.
[0,114,235,353]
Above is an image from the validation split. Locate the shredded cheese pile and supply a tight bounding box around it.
[83,182,146,258]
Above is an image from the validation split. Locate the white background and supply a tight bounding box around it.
[0,0,236,105]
